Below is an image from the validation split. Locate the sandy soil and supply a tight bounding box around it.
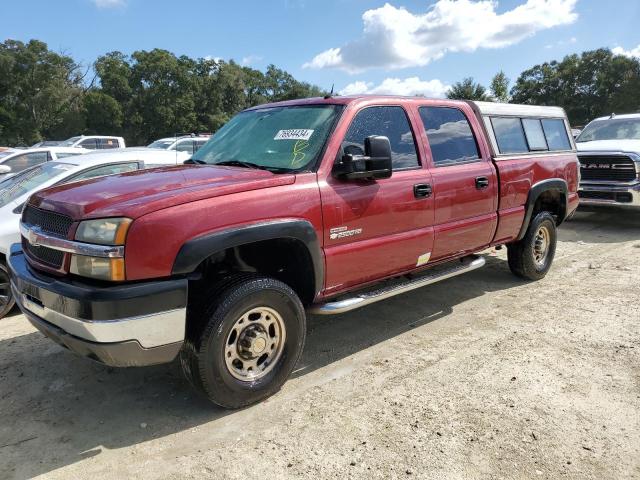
[0,209,639,480]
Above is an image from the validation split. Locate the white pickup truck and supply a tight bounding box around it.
[576,113,640,208]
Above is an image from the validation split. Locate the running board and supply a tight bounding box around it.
[308,255,486,315]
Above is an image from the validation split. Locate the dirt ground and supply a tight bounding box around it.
[0,209,639,480]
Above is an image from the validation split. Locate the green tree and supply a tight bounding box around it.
[0,39,84,145]
[446,77,490,101]
[490,71,510,102]
[82,91,123,134]
[510,48,640,125]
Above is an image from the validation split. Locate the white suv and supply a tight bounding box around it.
[148,134,210,155]
[58,135,126,150]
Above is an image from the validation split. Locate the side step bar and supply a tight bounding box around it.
[308,255,486,315]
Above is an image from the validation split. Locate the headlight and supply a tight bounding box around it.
[70,255,125,282]
[75,218,132,245]
[71,217,131,281]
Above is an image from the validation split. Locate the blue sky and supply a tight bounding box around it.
[2,0,640,96]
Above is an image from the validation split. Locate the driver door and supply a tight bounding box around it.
[320,105,435,296]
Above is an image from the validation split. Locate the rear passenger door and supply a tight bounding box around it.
[320,105,434,295]
[418,105,497,261]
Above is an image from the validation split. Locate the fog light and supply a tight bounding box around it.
[70,255,125,281]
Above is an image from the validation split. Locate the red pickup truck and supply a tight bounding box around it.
[8,96,579,408]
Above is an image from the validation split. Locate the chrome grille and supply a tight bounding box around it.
[22,205,73,238]
[579,155,638,182]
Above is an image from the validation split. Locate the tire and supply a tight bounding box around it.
[180,274,306,409]
[507,211,557,281]
[0,262,15,319]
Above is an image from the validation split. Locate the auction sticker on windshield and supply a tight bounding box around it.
[274,129,314,141]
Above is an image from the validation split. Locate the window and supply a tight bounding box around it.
[55,152,84,159]
[491,118,528,154]
[80,138,98,149]
[0,162,74,208]
[192,105,342,172]
[542,119,571,150]
[577,118,640,142]
[194,139,207,153]
[67,162,139,182]
[4,152,50,173]
[419,107,480,166]
[99,138,118,149]
[342,106,419,170]
[176,140,195,153]
[522,119,548,151]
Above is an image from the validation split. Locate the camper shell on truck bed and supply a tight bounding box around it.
[9,95,579,408]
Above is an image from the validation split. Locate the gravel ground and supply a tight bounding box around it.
[0,209,639,480]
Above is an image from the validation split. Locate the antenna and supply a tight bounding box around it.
[324,83,334,99]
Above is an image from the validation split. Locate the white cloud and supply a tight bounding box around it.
[92,0,126,8]
[241,55,263,66]
[340,77,451,98]
[304,0,578,73]
[612,44,640,59]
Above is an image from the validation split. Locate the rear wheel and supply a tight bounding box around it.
[507,211,557,281]
[181,274,306,409]
[0,262,15,319]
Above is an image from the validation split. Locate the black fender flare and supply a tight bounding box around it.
[172,219,324,296]
[517,178,568,240]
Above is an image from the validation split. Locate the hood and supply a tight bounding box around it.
[30,165,295,220]
[576,139,640,154]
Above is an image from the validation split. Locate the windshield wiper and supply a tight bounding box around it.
[215,160,264,169]
[215,160,293,173]
[184,158,207,165]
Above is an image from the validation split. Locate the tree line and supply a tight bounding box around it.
[0,39,324,146]
[447,48,640,126]
[2,40,639,146]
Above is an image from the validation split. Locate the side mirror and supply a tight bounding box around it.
[0,165,11,175]
[333,135,392,180]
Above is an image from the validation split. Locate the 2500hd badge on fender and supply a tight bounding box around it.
[8,96,579,408]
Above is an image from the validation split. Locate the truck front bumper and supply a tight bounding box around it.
[7,245,188,367]
[578,182,640,209]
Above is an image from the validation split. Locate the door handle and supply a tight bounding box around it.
[475,176,489,189]
[413,183,432,198]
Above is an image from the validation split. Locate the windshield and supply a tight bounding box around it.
[0,162,75,208]
[148,140,175,149]
[191,105,342,172]
[59,136,82,147]
[577,118,640,142]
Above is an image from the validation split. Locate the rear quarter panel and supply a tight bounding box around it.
[493,152,579,243]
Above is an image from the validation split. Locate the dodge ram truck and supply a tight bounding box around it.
[576,113,640,208]
[8,96,580,408]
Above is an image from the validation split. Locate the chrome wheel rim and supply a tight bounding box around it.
[0,267,11,314]
[533,225,550,267]
[224,307,286,381]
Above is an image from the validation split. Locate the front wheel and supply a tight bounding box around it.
[181,275,306,409]
[507,211,557,281]
[0,262,15,319]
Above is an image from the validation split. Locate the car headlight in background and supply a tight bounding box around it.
[75,218,132,245]
[71,217,131,281]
